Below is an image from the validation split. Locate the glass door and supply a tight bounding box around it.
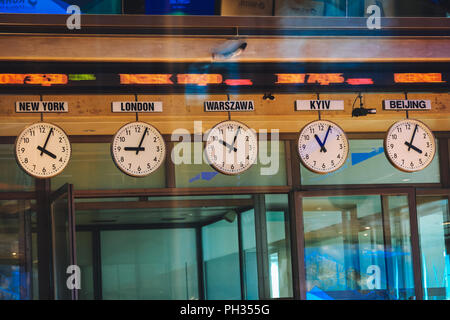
[50,183,77,300]
[296,188,421,300]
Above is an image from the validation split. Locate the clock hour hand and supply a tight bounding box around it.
[219,139,237,152]
[37,145,57,159]
[314,134,327,153]
[124,147,145,152]
[404,141,422,154]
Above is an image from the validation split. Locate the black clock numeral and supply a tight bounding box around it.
[156,146,160,152]
[331,160,335,166]
[32,164,36,170]
[419,159,423,165]
[305,154,309,160]
[59,137,63,143]
[302,144,306,149]
[128,163,132,169]
[305,135,310,141]
[39,127,46,133]
[154,157,157,162]
[309,128,315,134]
[119,137,125,142]
[24,158,28,164]
[322,163,326,169]
[59,157,63,162]
[231,164,234,170]
[52,164,56,170]
[402,159,405,165]
[42,167,46,173]
[337,135,340,140]
[147,163,151,169]
[62,147,66,152]
[313,161,316,166]
[117,146,121,151]
[20,148,25,153]
[120,156,124,163]
[423,133,427,139]
[394,153,397,159]
[396,127,402,133]
[153,137,157,143]
[23,137,29,143]
[392,134,397,140]
[29,130,35,136]
[137,166,141,172]
[125,129,131,135]
[135,126,141,133]
[245,136,249,142]
[410,162,414,168]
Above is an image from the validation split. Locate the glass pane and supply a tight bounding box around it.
[301,139,440,185]
[417,196,450,300]
[175,141,286,188]
[51,191,75,300]
[0,1,122,14]
[302,195,415,300]
[240,209,258,300]
[0,199,35,300]
[52,143,166,191]
[101,229,198,300]
[265,194,293,298]
[0,144,34,192]
[76,231,94,300]
[202,218,241,299]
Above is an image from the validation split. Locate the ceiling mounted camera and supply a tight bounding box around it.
[212,39,247,60]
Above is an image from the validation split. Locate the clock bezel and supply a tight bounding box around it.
[384,118,436,173]
[110,121,167,178]
[297,119,350,175]
[14,121,72,179]
[204,119,258,176]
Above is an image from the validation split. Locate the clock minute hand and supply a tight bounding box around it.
[407,124,418,152]
[135,127,148,155]
[39,127,53,156]
[229,127,241,153]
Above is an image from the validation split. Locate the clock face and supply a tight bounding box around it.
[205,120,258,175]
[384,119,436,172]
[298,120,349,174]
[15,122,71,178]
[111,122,166,177]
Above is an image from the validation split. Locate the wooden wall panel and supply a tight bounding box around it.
[0,92,448,135]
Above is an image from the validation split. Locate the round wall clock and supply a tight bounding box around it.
[204,120,258,175]
[384,119,436,172]
[15,122,71,178]
[298,120,349,174]
[111,121,166,177]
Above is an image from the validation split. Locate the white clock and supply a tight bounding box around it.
[111,121,166,177]
[15,122,71,178]
[298,120,349,174]
[384,119,436,172]
[205,120,258,175]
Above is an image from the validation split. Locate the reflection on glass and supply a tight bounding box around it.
[300,139,440,185]
[76,231,94,300]
[303,195,415,300]
[240,210,258,300]
[265,194,293,298]
[417,196,450,300]
[52,143,166,191]
[101,229,198,300]
[0,145,34,192]
[202,218,241,300]
[175,141,286,188]
[0,200,35,300]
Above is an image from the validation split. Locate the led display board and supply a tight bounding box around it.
[0,62,448,94]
